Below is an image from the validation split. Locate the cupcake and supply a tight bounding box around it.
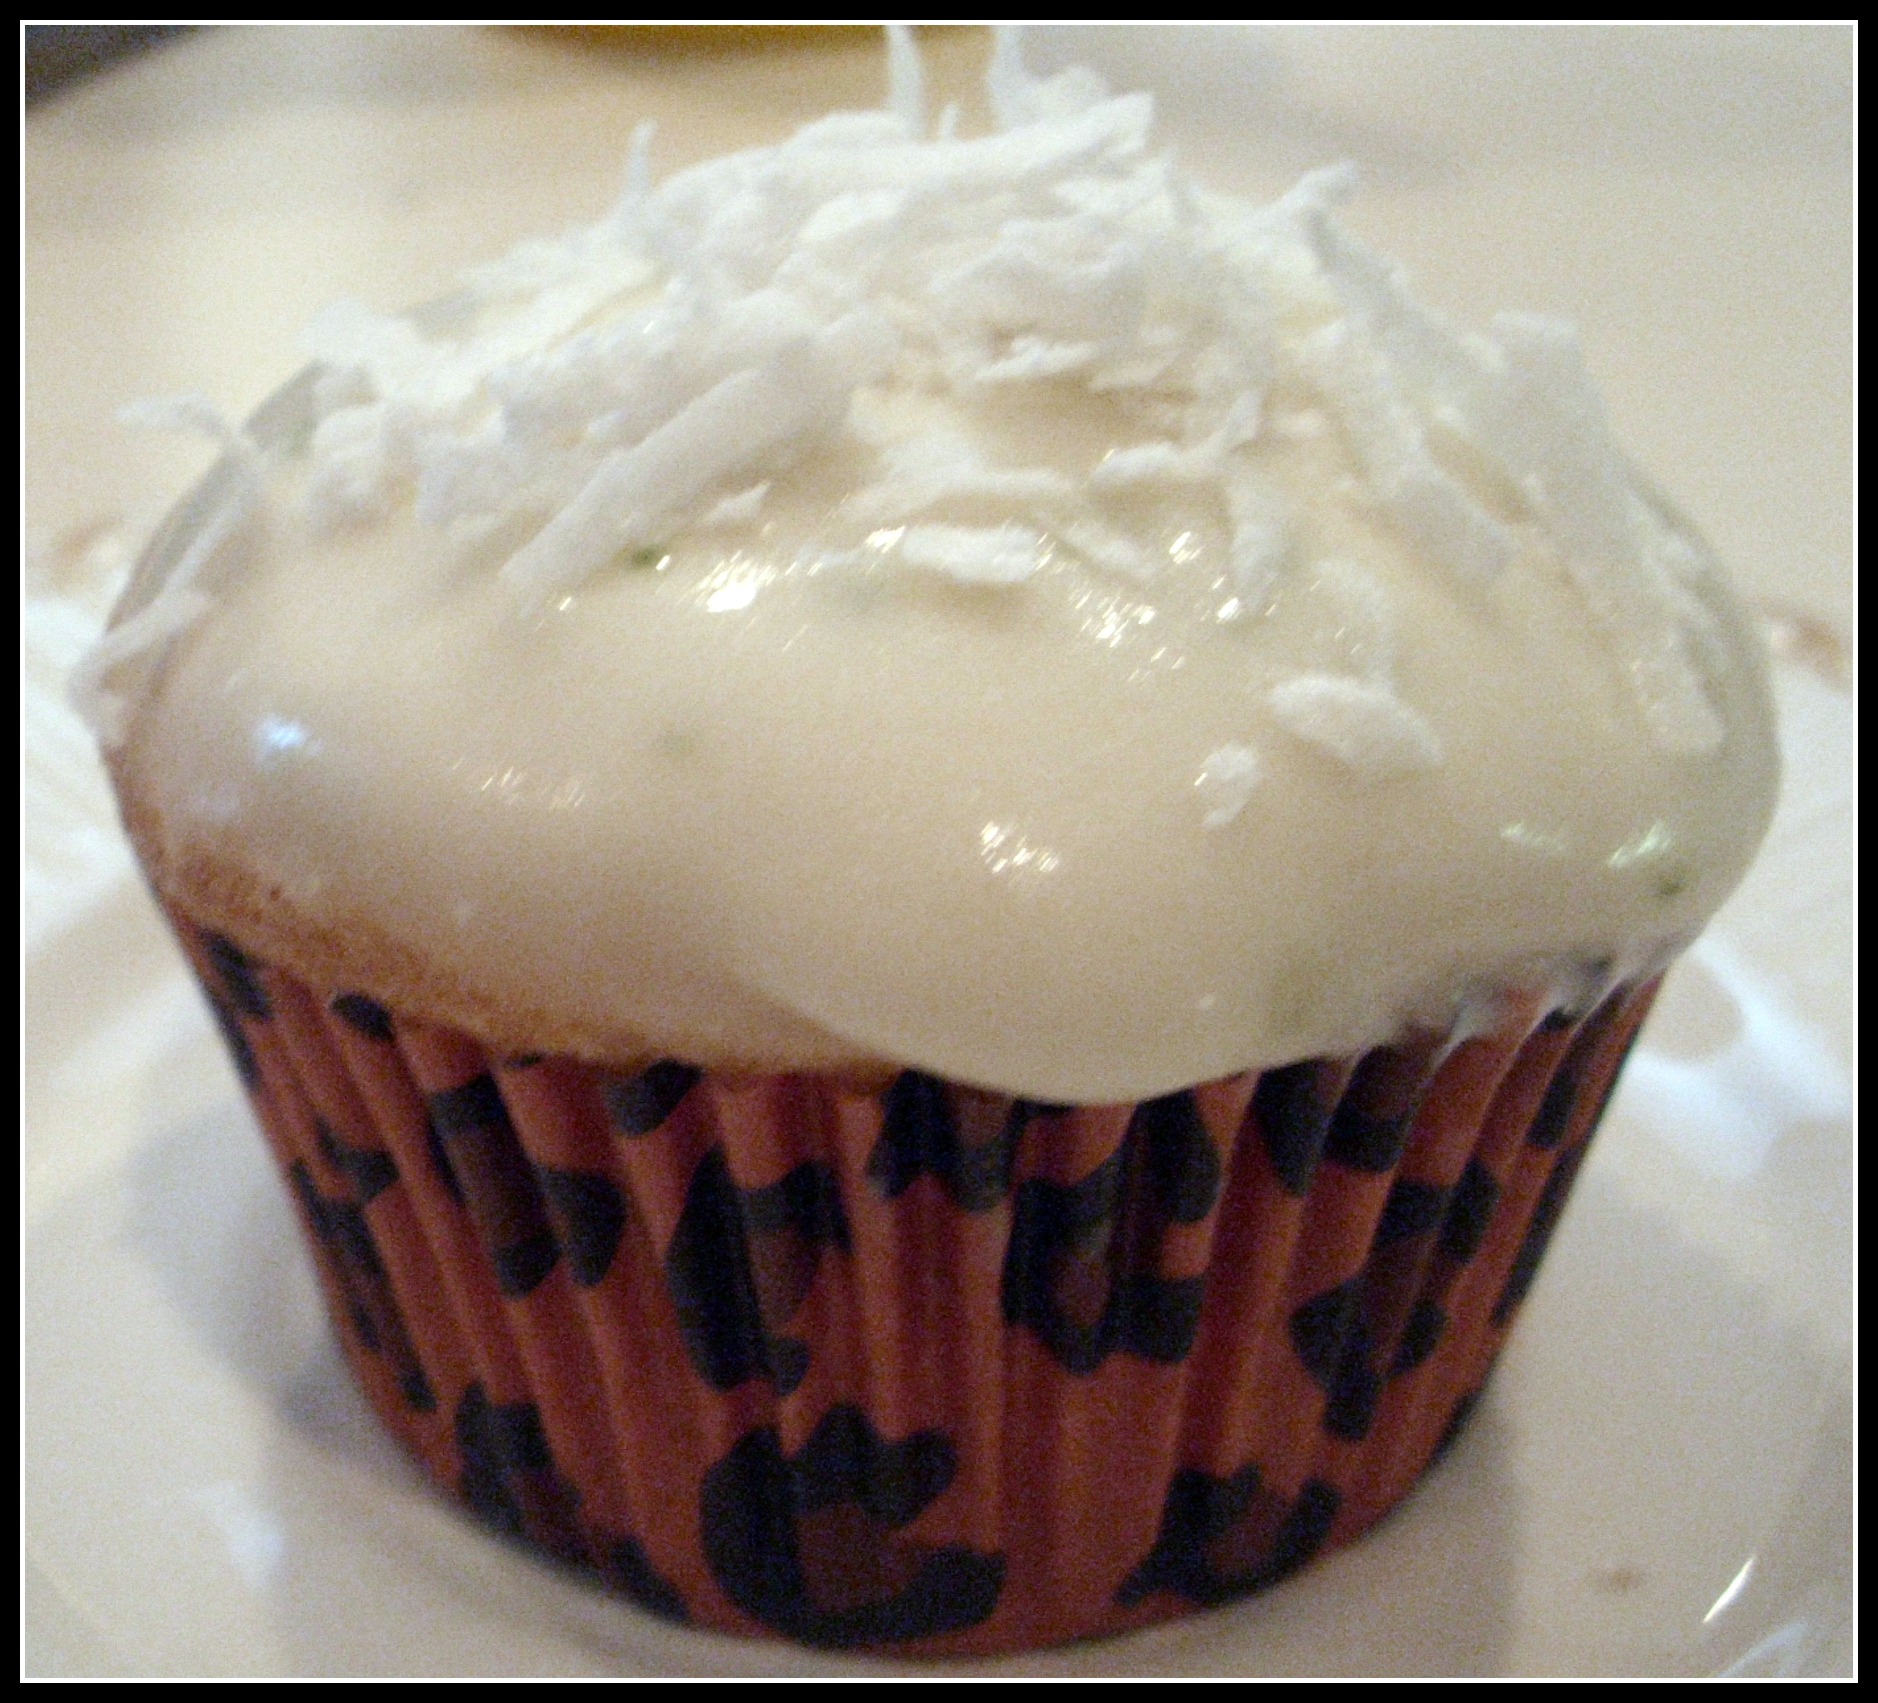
[78,33,1778,1655]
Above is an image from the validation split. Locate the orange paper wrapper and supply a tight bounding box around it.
[169,905,1656,1655]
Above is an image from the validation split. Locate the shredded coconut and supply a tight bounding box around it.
[94,28,1727,758]
[1268,673,1443,775]
[844,432,1075,527]
[898,523,1045,585]
[698,482,771,529]
[69,586,214,747]
[74,399,263,747]
[1225,476,1291,604]
[885,24,927,140]
[1059,521,1156,581]
[1196,743,1262,828]
[115,394,254,459]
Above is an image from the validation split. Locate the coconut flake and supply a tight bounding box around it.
[973,338,1103,384]
[305,403,412,530]
[302,299,471,416]
[699,482,772,528]
[503,310,895,607]
[618,120,656,221]
[1059,521,1156,582]
[797,188,910,253]
[116,394,255,462]
[1091,438,1220,489]
[898,523,1044,585]
[71,458,260,748]
[988,27,1117,131]
[1293,208,1725,747]
[1296,319,1515,583]
[74,392,274,745]
[1225,476,1291,604]
[846,429,1075,526]
[1268,673,1442,775]
[69,585,214,747]
[1091,441,1183,487]
[1480,314,1722,752]
[1196,742,1262,828]
[934,216,1146,346]
[848,466,1075,527]
[502,357,831,604]
[885,24,926,139]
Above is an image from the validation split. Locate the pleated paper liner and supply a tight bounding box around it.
[169,903,1657,1655]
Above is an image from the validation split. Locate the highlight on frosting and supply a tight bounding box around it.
[92,27,1729,779]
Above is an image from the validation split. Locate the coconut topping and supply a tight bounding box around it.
[182,29,1722,761]
[91,32,1780,1102]
[1195,742,1262,829]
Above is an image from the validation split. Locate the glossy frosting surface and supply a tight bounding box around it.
[102,46,1780,1099]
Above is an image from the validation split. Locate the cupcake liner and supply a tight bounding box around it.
[168,902,1657,1655]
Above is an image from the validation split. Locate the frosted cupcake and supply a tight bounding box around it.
[81,36,1777,1654]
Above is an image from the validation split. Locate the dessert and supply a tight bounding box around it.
[80,32,1778,1654]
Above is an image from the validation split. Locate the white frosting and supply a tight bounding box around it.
[96,40,1778,1101]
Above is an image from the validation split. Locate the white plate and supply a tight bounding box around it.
[23,653,1852,1677]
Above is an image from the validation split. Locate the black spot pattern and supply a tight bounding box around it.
[1432,1387,1483,1462]
[1118,1464,1339,1608]
[1290,1171,1490,1442]
[329,991,394,1042]
[866,1073,1029,1210]
[1492,1138,1591,1328]
[288,1161,433,1412]
[665,1149,848,1394]
[202,984,259,1088]
[1392,1300,1446,1373]
[1001,1092,1221,1374]
[175,914,1650,1649]
[700,1406,1003,1647]
[1322,1047,1430,1174]
[603,1536,688,1623]
[427,1074,559,1297]
[454,1383,586,1565]
[1252,1062,1337,1195]
[429,1072,510,1136]
[1139,1093,1226,1219]
[603,1061,701,1136]
[316,1119,399,1204]
[535,1167,628,1288]
[1584,1012,1641,1133]
[1282,996,1635,1443]
[1494,1002,1639,1327]
[1526,1066,1581,1152]
[425,1116,465,1206]
[1440,1159,1499,1263]
[1323,1103,1412,1173]
[1289,1278,1378,1439]
[1374,1178,1447,1243]
[204,931,269,1018]
[1529,993,1623,1151]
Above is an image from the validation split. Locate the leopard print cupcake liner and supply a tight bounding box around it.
[169,905,1657,1655]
